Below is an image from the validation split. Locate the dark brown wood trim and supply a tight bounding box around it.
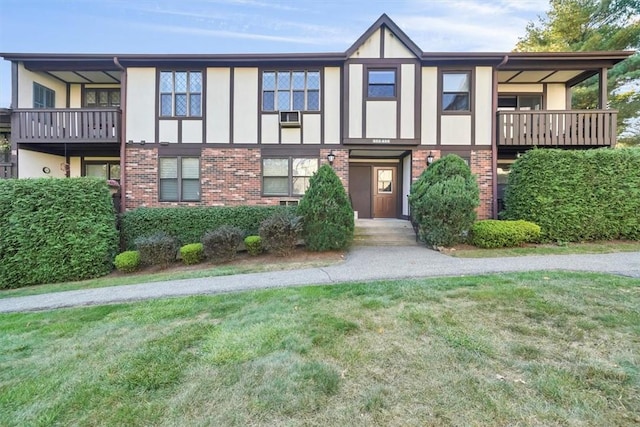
[599,67,607,109]
[565,83,572,109]
[343,138,419,145]
[543,84,548,110]
[339,65,345,144]
[229,67,235,144]
[66,84,71,108]
[257,67,263,143]
[343,63,350,140]
[414,62,422,142]
[261,146,320,156]
[320,67,325,144]
[158,144,202,156]
[471,68,476,145]
[155,68,160,144]
[347,58,419,65]
[201,68,207,144]
[11,62,18,108]
[379,26,385,59]
[491,66,498,219]
[177,120,182,144]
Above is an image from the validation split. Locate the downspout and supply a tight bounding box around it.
[113,57,126,214]
[492,55,508,219]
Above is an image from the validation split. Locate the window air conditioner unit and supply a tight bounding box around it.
[279,111,301,128]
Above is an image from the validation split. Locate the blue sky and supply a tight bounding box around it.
[0,0,550,107]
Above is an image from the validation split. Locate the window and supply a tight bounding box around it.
[159,157,200,201]
[368,70,396,98]
[160,71,202,117]
[85,88,121,108]
[262,71,320,111]
[85,161,121,181]
[263,157,318,196]
[442,72,470,111]
[498,95,542,111]
[33,83,55,108]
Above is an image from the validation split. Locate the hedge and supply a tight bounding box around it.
[471,220,541,248]
[503,148,640,242]
[0,178,119,288]
[121,205,295,250]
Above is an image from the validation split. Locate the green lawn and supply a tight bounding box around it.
[452,240,640,258]
[1,272,639,426]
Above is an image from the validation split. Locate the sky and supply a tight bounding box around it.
[0,0,551,108]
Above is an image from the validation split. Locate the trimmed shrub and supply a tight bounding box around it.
[471,220,541,248]
[408,155,479,248]
[180,243,204,265]
[259,212,303,257]
[244,236,262,256]
[297,164,354,251]
[121,205,295,250]
[135,232,178,268]
[202,225,243,262]
[114,251,141,273]
[503,148,640,242]
[0,178,118,288]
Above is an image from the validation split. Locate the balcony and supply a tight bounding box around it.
[12,108,121,144]
[497,110,617,147]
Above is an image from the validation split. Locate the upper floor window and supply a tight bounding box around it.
[368,70,396,98]
[263,157,318,196]
[159,157,200,202]
[498,95,542,111]
[160,71,202,117]
[33,83,55,108]
[262,71,320,111]
[85,88,120,108]
[442,72,470,111]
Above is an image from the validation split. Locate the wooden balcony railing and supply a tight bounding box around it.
[497,110,617,147]
[12,108,121,144]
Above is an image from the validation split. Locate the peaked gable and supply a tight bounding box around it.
[346,14,423,59]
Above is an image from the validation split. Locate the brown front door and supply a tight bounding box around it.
[373,167,397,218]
[349,165,372,218]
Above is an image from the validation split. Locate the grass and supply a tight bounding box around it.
[0,255,342,300]
[1,271,639,426]
[451,240,640,258]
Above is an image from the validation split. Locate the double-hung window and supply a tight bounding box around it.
[442,72,471,111]
[33,83,55,108]
[160,71,202,117]
[262,71,320,111]
[367,70,396,98]
[159,157,200,201]
[263,157,318,196]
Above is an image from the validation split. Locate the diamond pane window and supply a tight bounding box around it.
[292,72,305,90]
[175,94,188,116]
[189,72,202,92]
[190,94,201,116]
[293,91,305,110]
[277,72,291,89]
[263,91,275,111]
[160,72,173,92]
[110,91,121,106]
[307,72,320,90]
[175,72,188,92]
[161,94,173,116]
[263,72,276,90]
[278,91,290,110]
[307,90,319,111]
[85,91,96,105]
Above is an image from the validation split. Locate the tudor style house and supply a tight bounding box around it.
[1,15,632,219]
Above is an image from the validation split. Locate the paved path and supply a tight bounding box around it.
[1,247,639,313]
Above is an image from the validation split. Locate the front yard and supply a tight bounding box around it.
[1,272,638,426]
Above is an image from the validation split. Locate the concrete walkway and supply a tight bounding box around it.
[1,246,639,313]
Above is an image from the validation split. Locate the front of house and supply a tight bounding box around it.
[1,15,632,219]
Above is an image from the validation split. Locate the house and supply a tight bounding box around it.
[1,14,632,219]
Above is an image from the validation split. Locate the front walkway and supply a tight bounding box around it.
[1,246,639,313]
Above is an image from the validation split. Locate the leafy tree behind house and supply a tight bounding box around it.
[297,164,354,251]
[515,0,640,144]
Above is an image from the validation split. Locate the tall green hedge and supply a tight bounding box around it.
[503,148,640,242]
[0,178,118,288]
[120,205,295,249]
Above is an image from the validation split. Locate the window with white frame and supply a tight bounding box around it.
[262,71,320,111]
[33,83,55,108]
[159,157,200,201]
[367,69,396,98]
[442,72,471,111]
[159,71,202,117]
[262,157,318,196]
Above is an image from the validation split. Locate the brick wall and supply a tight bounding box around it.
[320,148,349,192]
[124,147,158,210]
[470,149,493,220]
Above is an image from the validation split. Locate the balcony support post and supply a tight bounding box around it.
[598,67,608,109]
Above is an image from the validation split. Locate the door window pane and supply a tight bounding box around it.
[378,169,393,193]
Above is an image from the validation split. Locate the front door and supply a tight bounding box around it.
[373,167,397,218]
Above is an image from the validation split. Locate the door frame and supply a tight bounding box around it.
[349,160,404,219]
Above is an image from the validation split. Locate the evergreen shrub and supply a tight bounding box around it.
[471,220,541,248]
[259,212,303,257]
[0,178,118,288]
[114,251,141,273]
[297,164,354,251]
[135,232,178,268]
[180,243,204,265]
[244,236,262,256]
[202,225,243,262]
[408,155,479,247]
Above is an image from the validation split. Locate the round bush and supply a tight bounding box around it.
[259,212,303,257]
[134,232,178,268]
[202,225,243,262]
[114,251,141,273]
[471,220,541,248]
[180,243,204,265]
[244,235,262,256]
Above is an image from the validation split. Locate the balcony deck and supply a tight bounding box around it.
[497,110,617,147]
[12,108,121,144]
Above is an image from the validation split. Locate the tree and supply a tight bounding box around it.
[515,0,640,142]
[297,165,354,251]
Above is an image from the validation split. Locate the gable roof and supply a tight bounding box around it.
[345,13,423,58]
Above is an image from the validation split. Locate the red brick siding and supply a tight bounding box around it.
[470,150,493,220]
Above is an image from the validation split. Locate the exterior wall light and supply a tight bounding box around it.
[327,150,336,165]
[426,151,434,166]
